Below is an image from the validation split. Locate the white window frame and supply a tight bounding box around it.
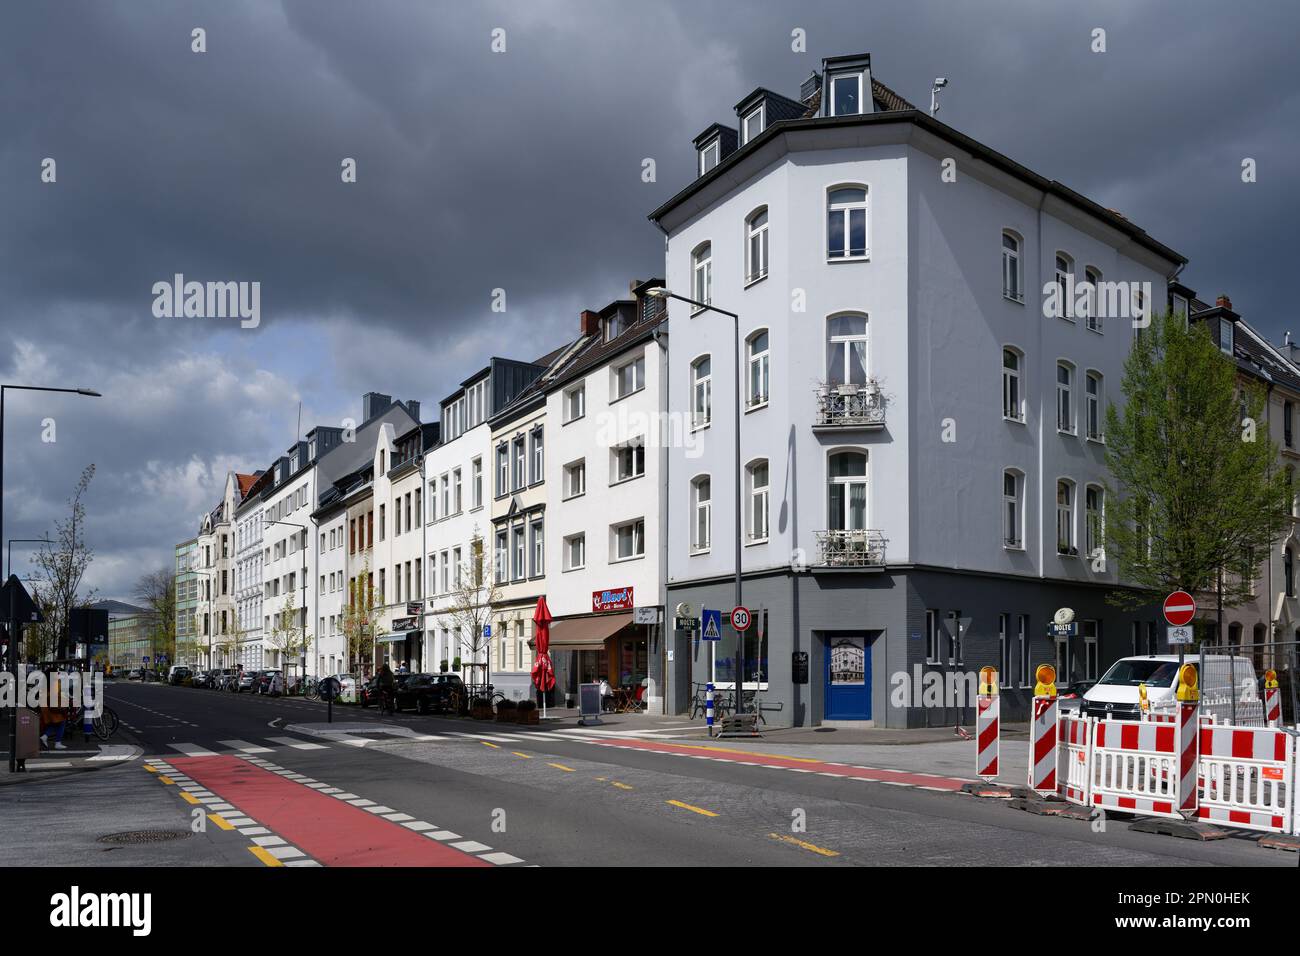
[1003,469,1023,550]
[691,355,712,428]
[1220,319,1234,355]
[564,459,586,500]
[698,139,720,176]
[1056,480,1076,555]
[1056,362,1075,435]
[1085,484,1104,559]
[827,449,868,532]
[692,242,712,312]
[613,355,645,400]
[1085,371,1103,441]
[613,441,645,484]
[1002,231,1023,303]
[826,313,868,387]
[826,186,869,261]
[747,330,769,408]
[1084,267,1103,332]
[471,457,483,509]
[1054,253,1074,321]
[691,476,711,554]
[613,518,646,562]
[829,71,864,116]
[564,533,586,572]
[747,460,770,543]
[1002,347,1024,423]
[742,104,764,144]
[564,384,585,423]
[745,207,769,284]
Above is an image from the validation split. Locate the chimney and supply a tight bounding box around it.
[800,71,823,105]
[362,391,392,421]
[1216,294,1232,311]
[580,310,601,336]
[405,399,421,422]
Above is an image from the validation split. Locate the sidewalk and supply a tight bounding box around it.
[0,726,141,786]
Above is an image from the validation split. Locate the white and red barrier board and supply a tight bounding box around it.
[1057,715,1091,804]
[1088,719,1183,819]
[1196,725,1293,833]
[976,695,999,781]
[1029,697,1058,795]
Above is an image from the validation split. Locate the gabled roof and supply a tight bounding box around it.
[544,280,667,394]
[1190,299,1300,393]
[236,472,261,498]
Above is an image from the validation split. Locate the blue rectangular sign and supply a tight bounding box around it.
[701,608,722,642]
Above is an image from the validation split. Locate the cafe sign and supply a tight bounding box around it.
[391,616,420,632]
[592,587,634,613]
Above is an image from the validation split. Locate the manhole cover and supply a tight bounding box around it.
[97,830,190,845]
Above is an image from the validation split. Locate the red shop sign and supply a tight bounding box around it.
[592,587,635,613]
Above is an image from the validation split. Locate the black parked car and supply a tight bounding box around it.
[396,673,466,714]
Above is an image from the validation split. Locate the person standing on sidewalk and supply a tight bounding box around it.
[39,669,69,751]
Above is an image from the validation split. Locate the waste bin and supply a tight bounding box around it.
[16,709,40,760]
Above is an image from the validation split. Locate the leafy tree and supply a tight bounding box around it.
[30,465,97,660]
[1104,310,1291,615]
[443,531,501,691]
[133,566,176,665]
[341,556,377,674]
[268,592,310,678]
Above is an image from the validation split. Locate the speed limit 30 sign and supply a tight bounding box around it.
[730,606,752,631]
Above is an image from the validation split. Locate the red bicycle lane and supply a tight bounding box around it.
[168,755,492,867]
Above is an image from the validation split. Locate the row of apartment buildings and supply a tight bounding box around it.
[172,52,1300,726]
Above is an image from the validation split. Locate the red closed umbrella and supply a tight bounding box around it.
[531,597,555,716]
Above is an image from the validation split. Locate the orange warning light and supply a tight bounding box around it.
[1033,663,1057,698]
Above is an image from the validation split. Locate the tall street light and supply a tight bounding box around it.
[646,288,748,715]
[266,518,312,685]
[7,537,52,579]
[4,384,102,773]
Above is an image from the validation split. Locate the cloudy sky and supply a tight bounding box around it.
[2,0,1297,602]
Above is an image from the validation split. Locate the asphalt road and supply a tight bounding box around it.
[1,679,1291,867]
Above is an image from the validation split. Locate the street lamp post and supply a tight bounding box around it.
[646,288,747,715]
[7,537,52,580]
[4,383,101,773]
[267,518,311,687]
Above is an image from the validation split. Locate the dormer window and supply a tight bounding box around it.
[742,104,764,145]
[699,138,720,175]
[1220,319,1234,355]
[829,71,864,116]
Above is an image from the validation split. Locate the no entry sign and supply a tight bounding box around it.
[1163,591,1196,627]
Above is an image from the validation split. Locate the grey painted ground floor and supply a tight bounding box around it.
[663,566,1165,728]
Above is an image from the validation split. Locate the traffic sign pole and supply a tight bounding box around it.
[1163,590,1197,670]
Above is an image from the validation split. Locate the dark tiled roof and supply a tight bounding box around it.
[544,295,667,394]
[1234,320,1300,392]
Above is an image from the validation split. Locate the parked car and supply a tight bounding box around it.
[1082,654,1261,722]
[210,668,237,690]
[237,670,263,693]
[358,676,380,708]
[391,673,467,714]
[256,670,283,694]
[167,665,193,685]
[127,668,142,681]
[332,674,359,703]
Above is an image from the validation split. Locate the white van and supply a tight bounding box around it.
[1082,654,1262,723]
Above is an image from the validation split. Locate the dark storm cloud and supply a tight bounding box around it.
[1,0,1297,598]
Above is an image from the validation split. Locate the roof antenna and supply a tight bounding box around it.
[930,77,948,117]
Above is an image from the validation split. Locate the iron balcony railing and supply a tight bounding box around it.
[815,384,887,428]
[814,529,888,567]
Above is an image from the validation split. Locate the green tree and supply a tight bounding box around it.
[268,592,310,678]
[30,464,97,660]
[341,557,377,674]
[133,566,176,665]
[1104,310,1291,613]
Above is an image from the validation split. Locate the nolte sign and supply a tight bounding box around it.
[592,587,634,613]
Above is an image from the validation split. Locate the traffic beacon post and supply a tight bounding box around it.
[1029,663,1058,796]
[975,666,999,781]
[1263,669,1281,728]
[1174,663,1200,817]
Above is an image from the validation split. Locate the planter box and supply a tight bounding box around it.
[495,710,517,723]
[471,706,493,720]
[517,709,539,726]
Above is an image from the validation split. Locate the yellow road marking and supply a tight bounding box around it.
[158,775,175,785]
[208,814,234,831]
[481,741,500,749]
[666,799,718,817]
[595,776,608,781]
[511,751,533,759]
[548,763,576,772]
[144,765,159,773]
[768,833,840,857]
[612,782,633,790]
[179,792,200,805]
[248,846,284,867]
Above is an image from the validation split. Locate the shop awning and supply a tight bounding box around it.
[376,633,411,644]
[548,612,633,651]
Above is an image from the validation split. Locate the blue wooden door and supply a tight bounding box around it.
[825,635,871,720]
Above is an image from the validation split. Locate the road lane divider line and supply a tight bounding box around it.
[481,741,500,749]
[548,763,576,772]
[511,752,533,758]
[666,799,718,817]
[768,833,840,858]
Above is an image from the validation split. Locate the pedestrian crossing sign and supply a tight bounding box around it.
[701,609,722,642]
